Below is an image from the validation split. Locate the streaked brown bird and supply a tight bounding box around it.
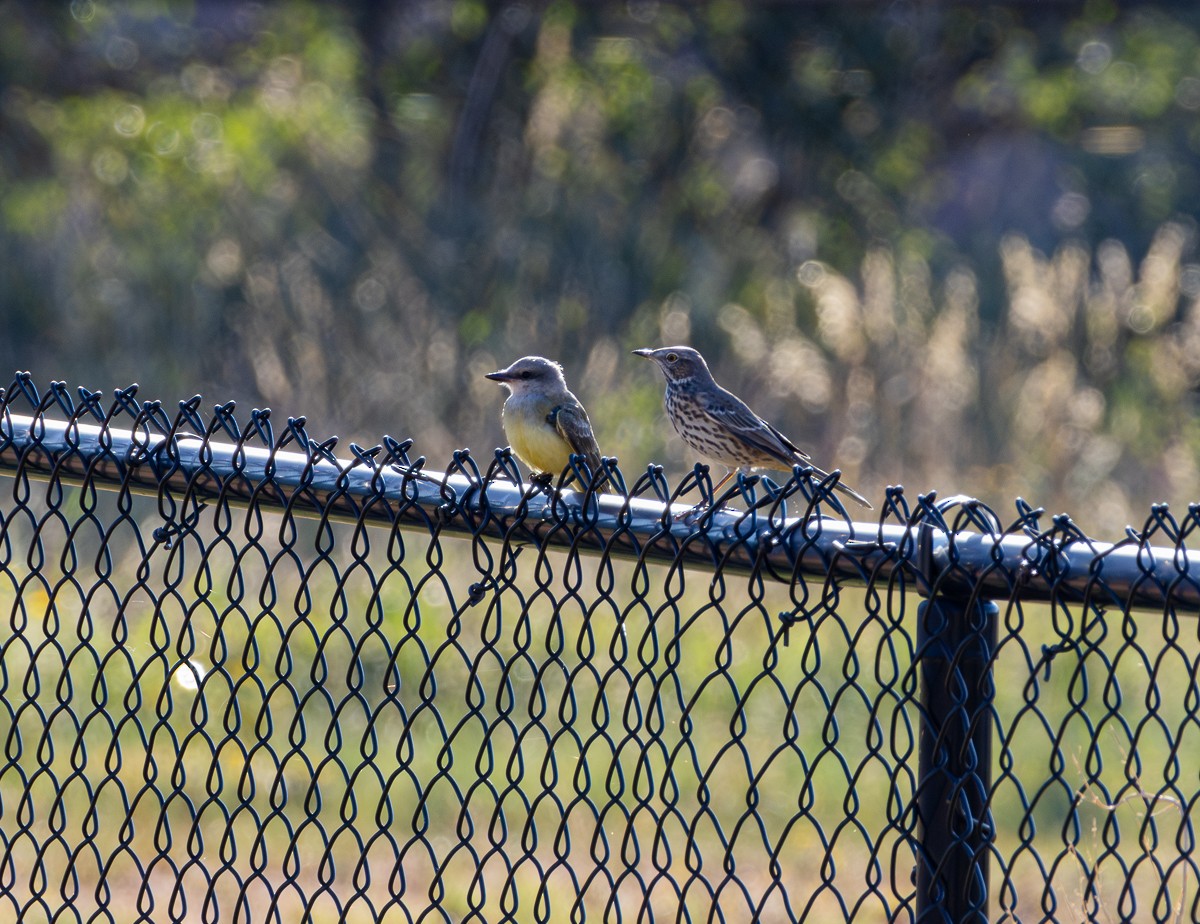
[485,355,606,486]
[633,345,872,509]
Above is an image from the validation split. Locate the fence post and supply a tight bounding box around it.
[914,524,999,922]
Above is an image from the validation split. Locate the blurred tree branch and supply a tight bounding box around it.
[445,2,543,220]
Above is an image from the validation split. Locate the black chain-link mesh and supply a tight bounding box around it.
[0,375,1196,923]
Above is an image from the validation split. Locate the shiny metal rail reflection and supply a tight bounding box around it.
[0,413,1195,611]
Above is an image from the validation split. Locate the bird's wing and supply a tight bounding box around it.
[762,419,812,462]
[547,400,603,472]
[702,388,812,464]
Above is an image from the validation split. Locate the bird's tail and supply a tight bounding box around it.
[577,457,617,495]
[805,463,873,510]
[832,479,873,510]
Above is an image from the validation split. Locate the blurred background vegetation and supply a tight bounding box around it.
[4,0,1200,534]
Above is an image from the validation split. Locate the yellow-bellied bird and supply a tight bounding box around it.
[486,356,605,485]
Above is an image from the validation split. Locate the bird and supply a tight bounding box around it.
[632,345,872,509]
[485,355,607,489]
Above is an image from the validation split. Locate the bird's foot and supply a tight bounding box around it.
[680,497,728,526]
[529,472,556,494]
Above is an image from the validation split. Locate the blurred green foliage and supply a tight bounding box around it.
[3,0,1200,532]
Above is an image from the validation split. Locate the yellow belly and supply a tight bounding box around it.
[505,405,573,475]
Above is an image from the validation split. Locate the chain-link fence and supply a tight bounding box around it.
[0,374,1196,923]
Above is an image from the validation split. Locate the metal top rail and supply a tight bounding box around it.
[1,379,1197,613]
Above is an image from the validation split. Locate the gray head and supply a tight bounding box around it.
[631,346,716,386]
[485,355,569,395]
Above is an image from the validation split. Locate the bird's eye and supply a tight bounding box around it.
[666,352,679,363]
[519,371,533,379]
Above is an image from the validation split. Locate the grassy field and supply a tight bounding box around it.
[0,485,1196,922]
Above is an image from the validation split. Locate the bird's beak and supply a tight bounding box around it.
[631,348,654,358]
[485,370,510,382]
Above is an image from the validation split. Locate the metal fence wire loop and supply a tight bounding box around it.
[0,380,1197,924]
